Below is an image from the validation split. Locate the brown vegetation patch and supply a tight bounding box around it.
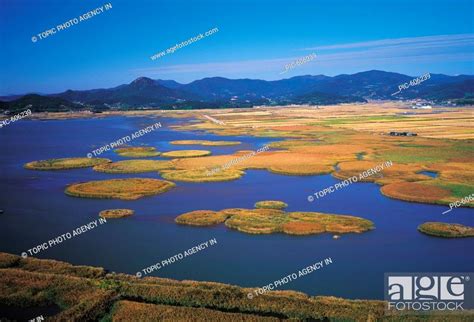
[0,251,393,321]
[418,222,474,238]
[333,161,425,184]
[111,300,279,321]
[0,252,20,268]
[381,182,451,204]
[160,168,244,182]
[93,160,173,173]
[114,147,160,158]
[99,209,134,219]
[172,150,337,176]
[161,150,211,158]
[175,208,373,236]
[255,200,288,210]
[425,162,474,185]
[25,158,111,170]
[65,178,175,200]
[175,210,229,226]
[282,221,325,235]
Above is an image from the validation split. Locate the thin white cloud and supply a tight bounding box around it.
[131,34,474,77]
[133,57,294,75]
[302,33,474,51]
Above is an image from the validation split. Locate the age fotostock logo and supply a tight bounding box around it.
[385,273,474,313]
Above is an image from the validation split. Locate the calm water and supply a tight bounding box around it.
[418,170,439,178]
[0,116,473,301]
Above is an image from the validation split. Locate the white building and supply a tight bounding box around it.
[411,104,432,109]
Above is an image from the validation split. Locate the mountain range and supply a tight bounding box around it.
[1,70,473,112]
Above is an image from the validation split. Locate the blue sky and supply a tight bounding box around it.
[0,0,473,95]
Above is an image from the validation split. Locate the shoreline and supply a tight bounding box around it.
[1,102,471,120]
[2,251,473,320]
[0,251,384,320]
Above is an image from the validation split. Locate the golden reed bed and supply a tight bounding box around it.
[24,104,474,208]
[1,252,472,321]
[175,206,374,236]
